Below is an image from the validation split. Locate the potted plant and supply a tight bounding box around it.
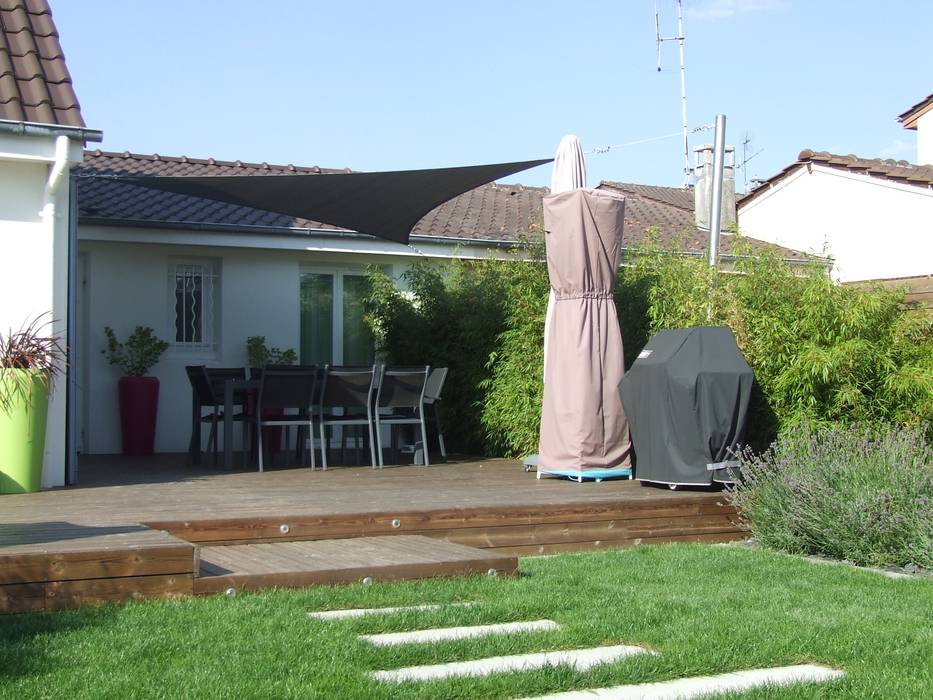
[246,336,297,372]
[102,326,168,456]
[0,315,64,493]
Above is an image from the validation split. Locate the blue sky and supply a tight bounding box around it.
[54,0,930,191]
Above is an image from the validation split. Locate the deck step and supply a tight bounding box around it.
[194,535,517,595]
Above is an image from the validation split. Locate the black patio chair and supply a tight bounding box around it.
[374,365,431,468]
[185,365,249,465]
[255,366,319,472]
[317,365,379,469]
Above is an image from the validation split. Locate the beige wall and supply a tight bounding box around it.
[917,110,933,166]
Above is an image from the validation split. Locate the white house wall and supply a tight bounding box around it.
[0,133,83,487]
[917,110,933,165]
[738,165,933,281]
[75,234,479,455]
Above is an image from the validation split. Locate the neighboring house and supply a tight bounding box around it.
[74,150,808,460]
[0,0,101,487]
[899,92,933,166]
[738,96,933,283]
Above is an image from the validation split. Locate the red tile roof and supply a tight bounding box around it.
[740,149,933,208]
[76,150,806,259]
[0,0,84,127]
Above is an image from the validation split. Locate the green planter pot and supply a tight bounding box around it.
[0,369,49,494]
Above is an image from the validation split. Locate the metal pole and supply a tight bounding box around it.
[708,114,727,269]
[677,0,690,187]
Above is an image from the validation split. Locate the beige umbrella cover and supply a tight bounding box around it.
[538,137,632,473]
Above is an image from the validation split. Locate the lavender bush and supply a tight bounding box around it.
[728,424,932,569]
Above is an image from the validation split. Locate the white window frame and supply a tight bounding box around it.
[168,258,220,352]
[299,265,381,364]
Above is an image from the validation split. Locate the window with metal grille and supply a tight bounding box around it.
[169,261,218,349]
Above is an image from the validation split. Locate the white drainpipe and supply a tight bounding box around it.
[43,134,73,207]
[39,134,76,486]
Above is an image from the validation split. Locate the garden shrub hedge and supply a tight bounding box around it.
[365,232,933,456]
[728,423,933,569]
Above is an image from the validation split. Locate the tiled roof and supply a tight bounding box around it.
[76,150,349,232]
[596,180,804,258]
[897,93,933,129]
[599,180,695,211]
[76,150,806,259]
[0,0,84,127]
[741,149,933,207]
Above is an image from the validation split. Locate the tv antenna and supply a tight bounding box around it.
[655,0,691,187]
[738,131,764,192]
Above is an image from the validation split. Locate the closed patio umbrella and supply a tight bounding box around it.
[536,136,633,481]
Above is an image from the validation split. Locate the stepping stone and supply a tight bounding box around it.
[360,619,559,646]
[521,663,845,699]
[308,602,475,620]
[372,644,652,682]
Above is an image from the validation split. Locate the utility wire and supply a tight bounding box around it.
[586,123,714,156]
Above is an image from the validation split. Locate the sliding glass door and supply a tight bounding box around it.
[300,270,374,366]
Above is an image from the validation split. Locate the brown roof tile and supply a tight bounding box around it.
[76,150,806,259]
[0,0,85,127]
[740,149,933,208]
[599,180,695,211]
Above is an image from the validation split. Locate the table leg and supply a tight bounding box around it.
[223,380,233,471]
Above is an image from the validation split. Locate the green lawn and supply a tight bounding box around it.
[1,544,931,699]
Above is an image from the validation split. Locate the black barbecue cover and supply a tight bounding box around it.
[620,326,754,486]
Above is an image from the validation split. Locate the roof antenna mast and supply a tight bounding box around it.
[656,0,691,187]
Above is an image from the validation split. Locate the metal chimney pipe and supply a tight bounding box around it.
[708,114,727,268]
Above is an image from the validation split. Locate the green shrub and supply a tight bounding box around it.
[364,259,509,453]
[619,233,933,444]
[246,336,297,368]
[367,231,932,458]
[479,247,550,457]
[728,424,933,569]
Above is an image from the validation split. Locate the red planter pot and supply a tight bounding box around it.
[119,376,160,456]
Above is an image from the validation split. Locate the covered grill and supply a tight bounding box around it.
[620,326,754,487]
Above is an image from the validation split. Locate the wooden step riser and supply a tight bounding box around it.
[0,574,193,614]
[0,545,197,586]
[144,499,743,548]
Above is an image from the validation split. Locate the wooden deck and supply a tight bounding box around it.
[0,456,745,613]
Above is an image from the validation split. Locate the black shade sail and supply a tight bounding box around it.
[121,158,552,244]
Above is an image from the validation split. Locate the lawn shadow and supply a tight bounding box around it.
[0,604,119,681]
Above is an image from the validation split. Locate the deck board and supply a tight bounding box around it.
[194,535,516,594]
